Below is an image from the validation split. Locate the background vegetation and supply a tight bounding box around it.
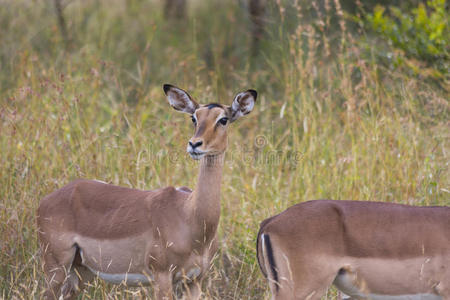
[0,0,448,299]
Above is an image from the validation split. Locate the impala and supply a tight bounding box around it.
[257,200,450,300]
[37,84,257,299]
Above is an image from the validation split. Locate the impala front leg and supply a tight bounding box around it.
[155,272,174,300]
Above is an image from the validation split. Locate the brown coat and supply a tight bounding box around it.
[257,200,450,299]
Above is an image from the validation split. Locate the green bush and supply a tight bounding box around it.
[364,0,449,79]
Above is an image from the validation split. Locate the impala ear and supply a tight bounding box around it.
[229,89,257,122]
[163,84,199,114]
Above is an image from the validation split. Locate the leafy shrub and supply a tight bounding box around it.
[363,0,449,80]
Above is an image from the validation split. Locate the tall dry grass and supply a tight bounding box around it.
[0,0,448,299]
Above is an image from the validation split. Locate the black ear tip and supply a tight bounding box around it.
[163,84,173,95]
[247,89,257,100]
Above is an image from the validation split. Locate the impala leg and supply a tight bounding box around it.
[272,277,334,300]
[286,264,338,300]
[41,245,78,299]
[436,280,449,300]
[273,277,336,300]
[42,251,66,300]
[58,266,94,300]
[60,270,81,300]
[183,278,202,300]
[154,272,174,300]
[264,236,337,300]
[70,264,94,294]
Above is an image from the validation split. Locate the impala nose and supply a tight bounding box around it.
[189,141,203,149]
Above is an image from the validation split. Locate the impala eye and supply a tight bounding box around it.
[191,116,196,125]
[218,117,228,126]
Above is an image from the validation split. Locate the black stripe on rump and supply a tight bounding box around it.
[264,234,279,291]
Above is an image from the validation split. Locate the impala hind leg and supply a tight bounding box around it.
[42,251,66,299]
[68,248,95,294]
[182,278,202,300]
[436,280,449,300]
[41,245,78,299]
[174,271,203,300]
[273,273,337,300]
[41,243,91,299]
[262,261,336,300]
[261,234,337,300]
[59,266,94,299]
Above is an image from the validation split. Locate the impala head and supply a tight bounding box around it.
[163,84,257,160]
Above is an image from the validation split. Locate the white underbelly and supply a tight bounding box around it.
[75,235,150,274]
[333,256,445,299]
[74,235,209,287]
[335,272,441,300]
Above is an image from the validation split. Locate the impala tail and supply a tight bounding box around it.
[257,224,279,294]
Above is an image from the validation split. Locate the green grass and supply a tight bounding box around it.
[0,0,448,299]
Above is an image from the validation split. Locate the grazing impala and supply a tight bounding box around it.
[37,84,257,299]
[257,200,450,300]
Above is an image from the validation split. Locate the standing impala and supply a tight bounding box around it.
[257,200,450,300]
[37,84,257,299]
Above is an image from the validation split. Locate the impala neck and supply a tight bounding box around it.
[188,153,224,242]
